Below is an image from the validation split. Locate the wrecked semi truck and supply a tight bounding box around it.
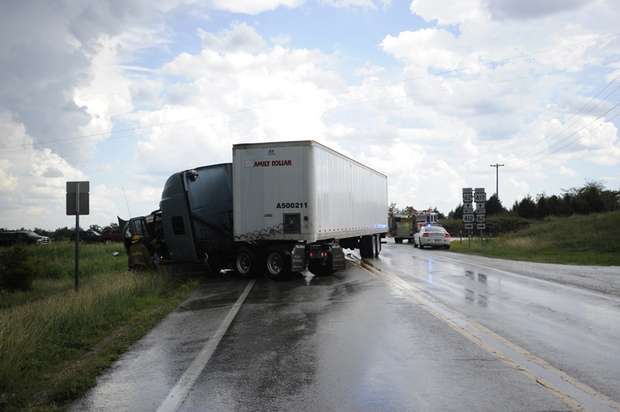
[124,141,388,278]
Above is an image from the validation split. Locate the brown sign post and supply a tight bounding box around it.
[66,181,89,291]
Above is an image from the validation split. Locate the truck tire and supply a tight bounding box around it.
[265,250,289,280]
[360,235,374,259]
[374,234,380,257]
[235,247,256,277]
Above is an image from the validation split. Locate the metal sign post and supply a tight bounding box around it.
[462,188,474,246]
[475,188,486,245]
[66,181,90,291]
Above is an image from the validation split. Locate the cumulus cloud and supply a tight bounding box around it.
[0,113,85,228]
[197,22,266,53]
[133,23,341,176]
[410,0,487,25]
[208,0,302,14]
[321,0,391,9]
[0,1,152,163]
[486,0,591,20]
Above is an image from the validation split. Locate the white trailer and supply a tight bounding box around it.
[231,141,387,277]
[233,141,387,243]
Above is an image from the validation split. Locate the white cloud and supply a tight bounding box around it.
[208,0,303,14]
[321,0,390,9]
[197,22,266,53]
[0,113,86,228]
[410,0,487,25]
[133,24,342,176]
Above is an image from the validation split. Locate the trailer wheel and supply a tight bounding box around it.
[360,235,374,259]
[265,250,289,280]
[235,247,256,277]
[395,238,402,244]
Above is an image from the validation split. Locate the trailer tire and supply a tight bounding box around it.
[265,250,289,280]
[395,238,402,244]
[235,247,256,277]
[360,235,374,259]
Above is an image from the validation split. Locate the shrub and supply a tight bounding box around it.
[0,247,37,291]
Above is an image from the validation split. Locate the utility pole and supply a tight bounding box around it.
[489,163,504,199]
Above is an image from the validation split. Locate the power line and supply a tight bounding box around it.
[500,74,620,162]
[526,100,620,162]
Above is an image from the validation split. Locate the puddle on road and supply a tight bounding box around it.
[303,270,315,285]
[177,295,240,311]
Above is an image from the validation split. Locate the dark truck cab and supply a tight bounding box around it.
[159,163,234,270]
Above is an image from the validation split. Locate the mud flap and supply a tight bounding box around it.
[291,244,306,273]
[331,245,346,272]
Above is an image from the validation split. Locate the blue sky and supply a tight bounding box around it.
[1,0,619,229]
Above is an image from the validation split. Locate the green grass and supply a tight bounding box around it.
[1,242,127,310]
[0,242,198,411]
[450,211,620,266]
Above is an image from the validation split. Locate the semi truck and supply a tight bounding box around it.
[122,141,388,278]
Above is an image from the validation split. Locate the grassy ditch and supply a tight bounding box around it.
[0,242,198,411]
[450,211,620,266]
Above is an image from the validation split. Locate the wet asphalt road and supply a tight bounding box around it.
[72,242,620,411]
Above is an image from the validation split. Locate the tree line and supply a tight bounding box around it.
[0,223,121,241]
[448,182,620,219]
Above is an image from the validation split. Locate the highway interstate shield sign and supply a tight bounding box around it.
[463,214,475,223]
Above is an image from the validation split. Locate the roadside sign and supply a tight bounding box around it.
[66,181,90,215]
[463,214,475,223]
[474,192,486,202]
[476,214,486,223]
[477,223,486,230]
[462,188,473,203]
[475,201,486,211]
[463,203,474,214]
[66,181,90,292]
[464,223,474,230]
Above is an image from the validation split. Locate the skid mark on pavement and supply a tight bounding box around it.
[157,279,256,412]
[360,260,620,412]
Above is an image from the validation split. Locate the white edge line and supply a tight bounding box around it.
[157,279,256,412]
